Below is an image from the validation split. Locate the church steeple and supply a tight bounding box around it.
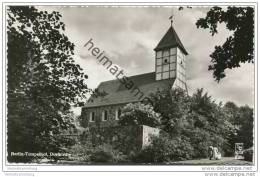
[154,26,188,55]
[154,24,188,91]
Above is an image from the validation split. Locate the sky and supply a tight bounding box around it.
[37,6,255,114]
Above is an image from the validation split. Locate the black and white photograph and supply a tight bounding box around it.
[0,1,258,176]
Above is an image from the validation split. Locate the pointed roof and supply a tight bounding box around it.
[154,26,188,55]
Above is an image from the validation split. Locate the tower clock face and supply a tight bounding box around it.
[156,48,177,80]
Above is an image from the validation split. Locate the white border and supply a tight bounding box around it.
[0,0,258,174]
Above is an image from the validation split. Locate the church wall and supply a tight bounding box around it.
[80,125,160,154]
[80,104,125,128]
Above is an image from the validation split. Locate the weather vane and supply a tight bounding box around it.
[169,8,174,26]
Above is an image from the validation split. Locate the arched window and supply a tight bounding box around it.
[115,109,121,120]
[102,110,108,121]
[89,112,95,122]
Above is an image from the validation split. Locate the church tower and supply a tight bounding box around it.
[154,23,188,91]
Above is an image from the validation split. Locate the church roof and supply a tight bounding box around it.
[84,72,175,108]
[154,26,188,55]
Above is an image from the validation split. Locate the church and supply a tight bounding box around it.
[80,22,188,128]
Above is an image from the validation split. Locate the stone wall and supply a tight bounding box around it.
[81,125,160,154]
[142,125,160,148]
[80,104,160,153]
[80,104,125,128]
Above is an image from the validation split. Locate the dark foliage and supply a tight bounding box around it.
[7,6,89,162]
[90,144,128,163]
[243,147,253,162]
[132,133,194,163]
[195,6,254,82]
[147,88,190,134]
[128,88,254,162]
[118,103,161,128]
[224,102,254,152]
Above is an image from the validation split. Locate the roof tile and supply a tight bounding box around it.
[84,72,175,108]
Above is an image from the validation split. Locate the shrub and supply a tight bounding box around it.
[67,142,93,162]
[132,134,194,163]
[119,103,161,128]
[90,144,128,163]
[68,143,128,163]
[243,147,253,162]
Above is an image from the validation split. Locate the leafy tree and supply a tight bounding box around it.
[223,102,254,153]
[7,6,89,162]
[146,88,231,158]
[118,103,161,128]
[223,101,241,155]
[190,88,227,131]
[237,106,253,148]
[120,87,253,161]
[188,89,230,156]
[224,101,240,124]
[147,88,190,135]
[195,6,254,82]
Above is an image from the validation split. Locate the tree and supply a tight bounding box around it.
[237,106,253,148]
[224,103,254,150]
[7,6,89,162]
[147,88,231,158]
[147,88,190,135]
[189,89,230,157]
[195,6,254,82]
[118,103,161,128]
[223,103,254,151]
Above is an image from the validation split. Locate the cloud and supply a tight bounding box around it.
[36,6,254,109]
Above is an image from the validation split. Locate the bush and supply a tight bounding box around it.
[243,147,253,162]
[132,134,194,163]
[119,103,161,128]
[90,144,128,163]
[68,143,128,163]
[67,142,93,162]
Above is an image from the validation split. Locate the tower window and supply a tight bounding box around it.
[164,58,169,64]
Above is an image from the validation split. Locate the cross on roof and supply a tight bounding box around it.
[169,8,174,26]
